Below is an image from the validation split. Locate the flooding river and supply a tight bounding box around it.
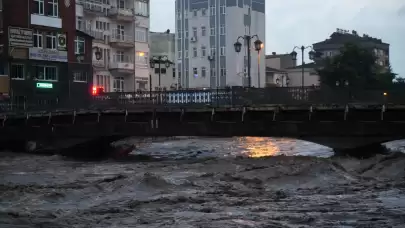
[1,137,405,227]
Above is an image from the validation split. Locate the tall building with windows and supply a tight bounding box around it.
[1,0,94,108]
[175,0,266,89]
[76,0,150,92]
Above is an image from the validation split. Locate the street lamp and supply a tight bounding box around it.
[290,46,316,88]
[93,47,102,60]
[149,55,172,88]
[234,35,263,87]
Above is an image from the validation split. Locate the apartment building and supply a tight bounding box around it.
[1,0,94,107]
[150,31,176,90]
[76,0,150,92]
[175,0,266,89]
[313,28,390,68]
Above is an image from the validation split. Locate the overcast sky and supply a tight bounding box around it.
[150,0,405,77]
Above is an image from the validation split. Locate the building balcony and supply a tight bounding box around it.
[77,0,106,16]
[109,55,134,74]
[93,60,105,68]
[110,32,134,48]
[108,7,134,21]
[76,24,106,44]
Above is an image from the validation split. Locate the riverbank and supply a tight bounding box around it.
[1,151,405,227]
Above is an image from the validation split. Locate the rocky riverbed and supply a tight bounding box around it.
[1,137,405,227]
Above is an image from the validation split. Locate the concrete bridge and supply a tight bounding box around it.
[1,104,405,157]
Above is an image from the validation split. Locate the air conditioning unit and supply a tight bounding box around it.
[190,37,197,42]
[207,55,214,61]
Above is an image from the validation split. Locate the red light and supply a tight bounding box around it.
[92,86,104,96]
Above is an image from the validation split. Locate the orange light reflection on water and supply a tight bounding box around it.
[237,137,280,158]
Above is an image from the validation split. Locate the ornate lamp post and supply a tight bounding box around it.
[290,46,316,88]
[234,35,263,87]
[149,55,172,88]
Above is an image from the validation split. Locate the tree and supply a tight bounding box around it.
[317,43,396,89]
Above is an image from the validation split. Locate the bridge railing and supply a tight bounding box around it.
[1,87,404,114]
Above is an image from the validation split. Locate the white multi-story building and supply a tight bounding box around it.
[75,0,150,92]
[175,0,266,89]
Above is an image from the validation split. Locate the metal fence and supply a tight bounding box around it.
[1,86,404,113]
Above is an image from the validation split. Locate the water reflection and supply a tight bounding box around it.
[238,137,302,158]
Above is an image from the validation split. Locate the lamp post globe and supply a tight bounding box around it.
[254,39,263,52]
[308,50,316,60]
[165,60,171,68]
[290,50,298,61]
[149,59,155,68]
[234,41,242,53]
[94,49,102,60]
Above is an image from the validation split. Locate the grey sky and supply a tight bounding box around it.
[150,0,405,77]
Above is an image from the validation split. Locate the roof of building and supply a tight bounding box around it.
[266,67,286,73]
[313,30,389,46]
[266,52,291,59]
[286,62,317,70]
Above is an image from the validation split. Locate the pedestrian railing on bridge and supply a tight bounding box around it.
[1,87,404,113]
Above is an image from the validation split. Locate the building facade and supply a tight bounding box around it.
[75,0,150,92]
[175,0,266,89]
[150,31,176,90]
[313,28,390,68]
[0,0,94,108]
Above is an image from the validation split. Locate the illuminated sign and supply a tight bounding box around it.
[36,82,53,89]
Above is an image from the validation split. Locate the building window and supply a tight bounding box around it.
[201,26,206,36]
[193,67,198,77]
[74,36,85,54]
[220,24,225,35]
[96,75,110,92]
[10,64,24,80]
[136,52,147,64]
[135,1,148,17]
[220,5,226,14]
[210,47,216,56]
[177,51,182,59]
[33,0,44,15]
[173,68,176,78]
[193,10,197,17]
[45,32,56,50]
[202,8,207,16]
[192,27,197,38]
[201,46,206,57]
[113,77,124,92]
[73,72,87,83]
[210,27,215,36]
[210,6,215,15]
[221,68,226,77]
[33,30,43,48]
[135,28,147,42]
[193,47,198,57]
[33,66,58,81]
[47,0,58,17]
[210,68,216,77]
[201,67,206,77]
[220,46,226,56]
[185,49,189,58]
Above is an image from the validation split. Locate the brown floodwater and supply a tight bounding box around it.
[1,137,405,227]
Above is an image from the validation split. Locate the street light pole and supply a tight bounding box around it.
[149,55,172,90]
[290,46,316,89]
[234,35,263,88]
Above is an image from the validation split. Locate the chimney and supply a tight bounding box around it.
[272,52,276,55]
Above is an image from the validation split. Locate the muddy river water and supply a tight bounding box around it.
[1,137,405,227]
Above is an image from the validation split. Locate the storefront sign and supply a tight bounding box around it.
[29,48,68,62]
[8,27,33,47]
[57,33,67,51]
[36,82,53,89]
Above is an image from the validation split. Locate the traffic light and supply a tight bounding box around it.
[92,86,104,96]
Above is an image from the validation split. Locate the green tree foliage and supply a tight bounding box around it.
[317,43,396,89]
